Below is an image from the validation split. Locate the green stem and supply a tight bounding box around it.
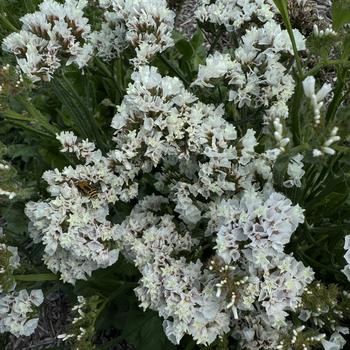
[273,0,303,78]
[0,14,19,32]
[306,60,350,77]
[208,27,224,55]
[18,97,59,135]
[2,108,58,137]
[14,273,59,282]
[230,31,240,49]
[325,69,347,123]
[94,57,113,78]
[290,78,303,145]
[198,25,213,46]
[1,118,53,138]
[285,23,303,79]
[157,53,190,87]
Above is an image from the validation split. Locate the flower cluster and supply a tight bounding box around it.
[114,188,313,346]
[209,190,313,336]
[0,289,44,337]
[2,0,176,80]
[25,132,137,284]
[106,66,314,345]
[196,0,276,31]
[192,22,305,123]
[23,61,316,345]
[283,153,305,188]
[89,9,127,61]
[97,0,175,65]
[0,243,44,337]
[312,127,340,157]
[118,196,230,345]
[303,75,332,126]
[2,0,92,82]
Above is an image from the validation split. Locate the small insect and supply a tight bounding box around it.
[74,180,99,199]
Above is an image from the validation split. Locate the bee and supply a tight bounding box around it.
[74,180,99,199]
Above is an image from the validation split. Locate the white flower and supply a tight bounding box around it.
[89,11,127,61]
[322,331,347,350]
[283,154,305,188]
[192,52,242,88]
[100,0,175,66]
[2,0,93,82]
[0,288,43,337]
[303,76,316,98]
[193,20,304,125]
[303,75,332,125]
[196,0,276,32]
[25,133,135,284]
[56,131,78,153]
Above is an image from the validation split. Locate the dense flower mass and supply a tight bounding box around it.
[2,0,174,81]
[22,63,316,345]
[96,0,175,65]
[0,289,44,337]
[193,16,305,124]
[89,10,127,61]
[2,0,93,82]
[1,0,349,349]
[25,133,138,284]
[117,189,313,346]
[196,0,276,30]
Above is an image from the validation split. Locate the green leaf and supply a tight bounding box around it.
[306,34,337,60]
[332,0,350,30]
[2,203,28,240]
[289,78,303,145]
[326,68,347,124]
[6,144,38,160]
[175,39,194,60]
[23,0,37,12]
[74,257,139,297]
[190,29,204,50]
[114,310,176,350]
[172,30,187,43]
[51,76,106,151]
[14,273,58,282]
[273,153,290,186]
[272,0,289,21]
